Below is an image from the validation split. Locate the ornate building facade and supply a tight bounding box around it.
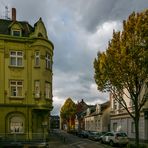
[0,8,54,141]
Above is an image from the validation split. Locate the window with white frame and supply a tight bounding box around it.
[10,51,23,67]
[35,80,40,98]
[10,116,24,133]
[45,82,51,99]
[35,51,40,66]
[10,80,23,97]
[45,52,51,69]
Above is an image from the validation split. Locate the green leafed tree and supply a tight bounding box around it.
[60,98,76,131]
[94,10,148,147]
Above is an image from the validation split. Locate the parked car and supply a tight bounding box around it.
[100,131,129,146]
[96,132,107,141]
[77,130,90,138]
[88,131,106,141]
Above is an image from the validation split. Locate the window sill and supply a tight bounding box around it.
[45,98,52,101]
[9,96,24,100]
[34,97,41,100]
[9,66,24,69]
[34,66,40,68]
[8,132,25,135]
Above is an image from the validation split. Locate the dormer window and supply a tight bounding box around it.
[11,29,21,37]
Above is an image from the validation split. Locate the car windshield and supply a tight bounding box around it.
[90,132,97,135]
[116,133,127,137]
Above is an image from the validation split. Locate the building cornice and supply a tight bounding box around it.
[0,35,54,49]
[0,103,52,109]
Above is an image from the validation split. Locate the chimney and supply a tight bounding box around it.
[12,8,16,21]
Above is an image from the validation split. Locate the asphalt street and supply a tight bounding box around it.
[48,130,116,148]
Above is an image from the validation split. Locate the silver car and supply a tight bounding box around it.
[100,132,129,146]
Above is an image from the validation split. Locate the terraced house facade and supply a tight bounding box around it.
[0,8,54,141]
[110,83,148,142]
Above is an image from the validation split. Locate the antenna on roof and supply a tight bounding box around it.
[5,6,10,20]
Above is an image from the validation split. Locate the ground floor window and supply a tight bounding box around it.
[131,122,135,133]
[113,122,117,132]
[8,114,24,133]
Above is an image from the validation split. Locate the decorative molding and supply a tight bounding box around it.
[40,55,45,59]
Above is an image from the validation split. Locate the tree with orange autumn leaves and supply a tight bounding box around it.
[60,98,76,131]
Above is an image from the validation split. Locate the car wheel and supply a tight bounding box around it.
[110,140,114,146]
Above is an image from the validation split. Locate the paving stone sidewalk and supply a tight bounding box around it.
[47,133,69,148]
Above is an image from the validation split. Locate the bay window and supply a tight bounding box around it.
[45,82,51,99]
[35,51,40,66]
[35,80,40,98]
[45,52,51,69]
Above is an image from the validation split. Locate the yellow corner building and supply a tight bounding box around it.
[0,8,54,141]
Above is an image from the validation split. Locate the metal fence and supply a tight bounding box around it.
[0,133,48,142]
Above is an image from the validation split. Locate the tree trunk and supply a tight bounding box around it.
[134,116,139,148]
[67,119,70,131]
[69,117,71,130]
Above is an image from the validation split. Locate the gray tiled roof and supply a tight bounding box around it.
[0,19,34,37]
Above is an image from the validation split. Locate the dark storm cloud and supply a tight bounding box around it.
[60,0,148,32]
[1,0,147,115]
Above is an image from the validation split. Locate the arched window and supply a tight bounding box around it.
[8,113,25,133]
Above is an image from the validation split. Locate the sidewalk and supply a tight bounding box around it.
[48,133,69,148]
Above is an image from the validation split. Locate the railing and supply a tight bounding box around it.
[0,132,48,142]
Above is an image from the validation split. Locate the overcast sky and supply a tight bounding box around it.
[0,0,148,115]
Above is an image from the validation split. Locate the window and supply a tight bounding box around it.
[118,102,123,109]
[10,51,23,67]
[35,80,40,98]
[12,30,21,37]
[10,80,23,97]
[96,104,101,113]
[35,51,40,66]
[113,122,117,132]
[113,100,117,110]
[10,116,24,133]
[131,122,135,133]
[45,53,51,69]
[45,82,51,99]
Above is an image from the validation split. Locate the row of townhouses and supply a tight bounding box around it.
[71,86,148,142]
